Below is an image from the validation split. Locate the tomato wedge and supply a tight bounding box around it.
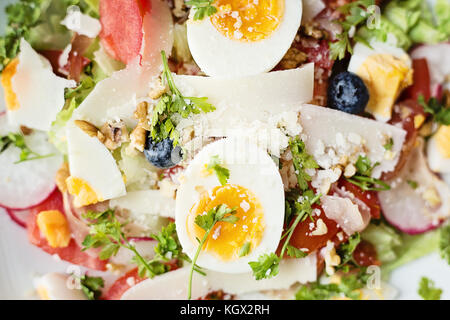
[26,189,107,271]
[404,58,431,101]
[352,240,380,267]
[337,179,381,219]
[280,205,339,256]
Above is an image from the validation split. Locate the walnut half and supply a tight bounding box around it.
[100,120,130,150]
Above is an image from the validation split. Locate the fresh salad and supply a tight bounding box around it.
[0,0,449,301]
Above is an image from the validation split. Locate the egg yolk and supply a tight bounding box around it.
[435,125,450,158]
[1,58,20,111]
[357,53,413,121]
[36,210,71,248]
[66,176,103,207]
[187,184,265,261]
[210,0,284,42]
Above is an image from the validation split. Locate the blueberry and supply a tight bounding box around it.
[144,137,182,169]
[327,71,369,115]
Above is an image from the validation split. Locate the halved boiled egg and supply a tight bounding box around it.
[187,0,303,77]
[66,122,126,207]
[176,138,284,273]
[348,39,413,122]
[427,125,450,174]
[1,39,76,131]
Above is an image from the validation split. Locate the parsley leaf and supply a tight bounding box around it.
[296,271,368,300]
[286,245,308,258]
[150,51,215,146]
[207,155,230,185]
[439,224,450,265]
[383,138,394,151]
[82,209,168,279]
[249,193,321,280]
[346,155,390,191]
[185,0,217,21]
[329,0,376,60]
[188,204,238,299]
[79,274,104,300]
[418,94,450,125]
[248,253,280,280]
[337,233,361,268]
[289,137,319,191]
[418,277,442,300]
[238,242,251,257]
[407,180,419,190]
[0,132,54,163]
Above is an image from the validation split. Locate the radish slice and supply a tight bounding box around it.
[379,139,450,235]
[5,208,30,228]
[0,115,63,209]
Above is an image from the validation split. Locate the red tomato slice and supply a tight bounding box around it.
[338,179,381,219]
[383,99,425,180]
[99,0,152,64]
[280,205,339,256]
[352,240,380,267]
[26,189,107,271]
[404,58,431,102]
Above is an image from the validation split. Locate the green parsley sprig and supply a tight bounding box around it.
[336,233,361,271]
[249,192,321,280]
[83,210,173,279]
[329,0,376,60]
[207,155,230,185]
[188,204,238,299]
[78,274,104,300]
[418,94,450,126]
[296,269,369,300]
[346,155,390,191]
[289,137,319,192]
[0,132,54,163]
[418,277,442,300]
[150,51,215,146]
[185,0,217,21]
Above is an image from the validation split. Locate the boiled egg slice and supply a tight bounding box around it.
[187,0,303,77]
[34,273,87,300]
[66,122,126,207]
[176,138,284,274]
[1,39,76,131]
[427,125,450,174]
[348,39,413,122]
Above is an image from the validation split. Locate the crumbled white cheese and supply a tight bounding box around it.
[321,240,341,276]
[311,218,328,236]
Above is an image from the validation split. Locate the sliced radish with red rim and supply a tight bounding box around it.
[0,114,63,209]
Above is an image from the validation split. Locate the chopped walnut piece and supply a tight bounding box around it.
[74,120,100,138]
[148,78,166,100]
[302,21,327,39]
[55,162,70,193]
[130,125,147,152]
[20,126,33,136]
[278,47,308,70]
[134,101,150,130]
[100,120,130,150]
[443,89,450,108]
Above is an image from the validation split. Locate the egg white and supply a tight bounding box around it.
[66,122,126,201]
[175,138,285,274]
[187,0,303,78]
[8,39,76,131]
[348,40,412,74]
